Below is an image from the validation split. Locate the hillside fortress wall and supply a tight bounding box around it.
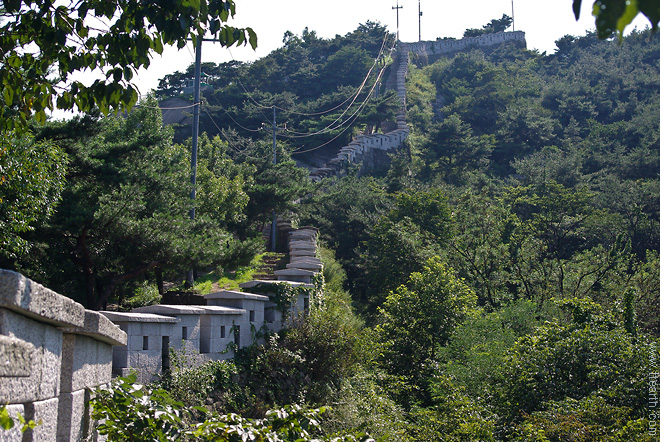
[0,31,527,442]
[309,30,526,181]
[0,226,321,441]
[405,30,526,60]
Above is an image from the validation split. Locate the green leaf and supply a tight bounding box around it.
[573,0,583,19]
[3,0,22,13]
[616,0,640,38]
[0,405,15,430]
[248,28,258,50]
[638,0,660,30]
[3,87,14,106]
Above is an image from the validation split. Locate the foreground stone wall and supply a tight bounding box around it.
[0,270,126,442]
[0,227,321,440]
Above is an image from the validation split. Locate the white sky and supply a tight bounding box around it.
[59,0,651,112]
[130,0,650,96]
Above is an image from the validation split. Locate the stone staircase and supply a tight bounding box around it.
[252,253,288,281]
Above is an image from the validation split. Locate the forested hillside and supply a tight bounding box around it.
[155,22,400,168]
[2,17,660,440]
[294,29,660,440]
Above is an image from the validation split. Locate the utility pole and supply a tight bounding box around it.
[270,106,285,252]
[418,0,422,42]
[186,36,202,288]
[512,0,515,31]
[392,1,403,41]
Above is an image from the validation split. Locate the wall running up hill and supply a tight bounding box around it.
[309,44,410,182]
[308,31,526,181]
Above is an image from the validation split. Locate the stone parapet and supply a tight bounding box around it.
[0,269,126,442]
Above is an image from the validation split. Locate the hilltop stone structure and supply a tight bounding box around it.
[404,30,526,62]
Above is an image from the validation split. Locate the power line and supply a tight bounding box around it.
[291,57,390,155]
[226,31,392,121]
[201,107,272,161]
[273,31,392,117]
[206,95,264,133]
[136,102,198,110]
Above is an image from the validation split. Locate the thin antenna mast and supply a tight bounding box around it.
[392,1,403,41]
[512,0,515,31]
[186,36,202,287]
[419,0,423,42]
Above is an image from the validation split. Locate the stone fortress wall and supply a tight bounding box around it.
[0,226,320,441]
[309,31,526,181]
[404,30,526,60]
[0,270,127,442]
[99,225,322,385]
[0,31,527,442]
[309,44,410,181]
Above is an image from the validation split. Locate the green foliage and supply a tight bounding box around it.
[91,374,186,441]
[91,375,371,441]
[120,281,161,311]
[184,133,250,225]
[191,405,375,441]
[0,130,67,259]
[464,14,513,38]
[299,176,391,309]
[159,353,240,409]
[232,296,362,410]
[436,300,545,400]
[0,405,10,431]
[248,273,324,318]
[444,190,518,307]
[0,0,256,129]
[324,368,411,441]
[572,0,660,39]
[376,257,477,396]
[209,253,275,290]
[419,114,494,184]
[512,396,655,442]
[497,304,649,421]
[0,404,40,433]
[408,375,496,441]
[361,188,453,312]
[10,97,259,309]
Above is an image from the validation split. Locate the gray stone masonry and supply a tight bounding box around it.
[274,268,316,284]
[132,305,204,355]
[0,334,33,377]
[2,225,323,440]
[288,241,317,251]
[289,249,317,258]
[196,305,245,357]
[98,224,322,377]
[204,290,269,348]
[286,261,323,272]
[0,269,126,442]
[99,311,177,384]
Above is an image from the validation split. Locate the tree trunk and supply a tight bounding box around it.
[73,228,97,309]
[94,260,162,310]
[155,268,164,295]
